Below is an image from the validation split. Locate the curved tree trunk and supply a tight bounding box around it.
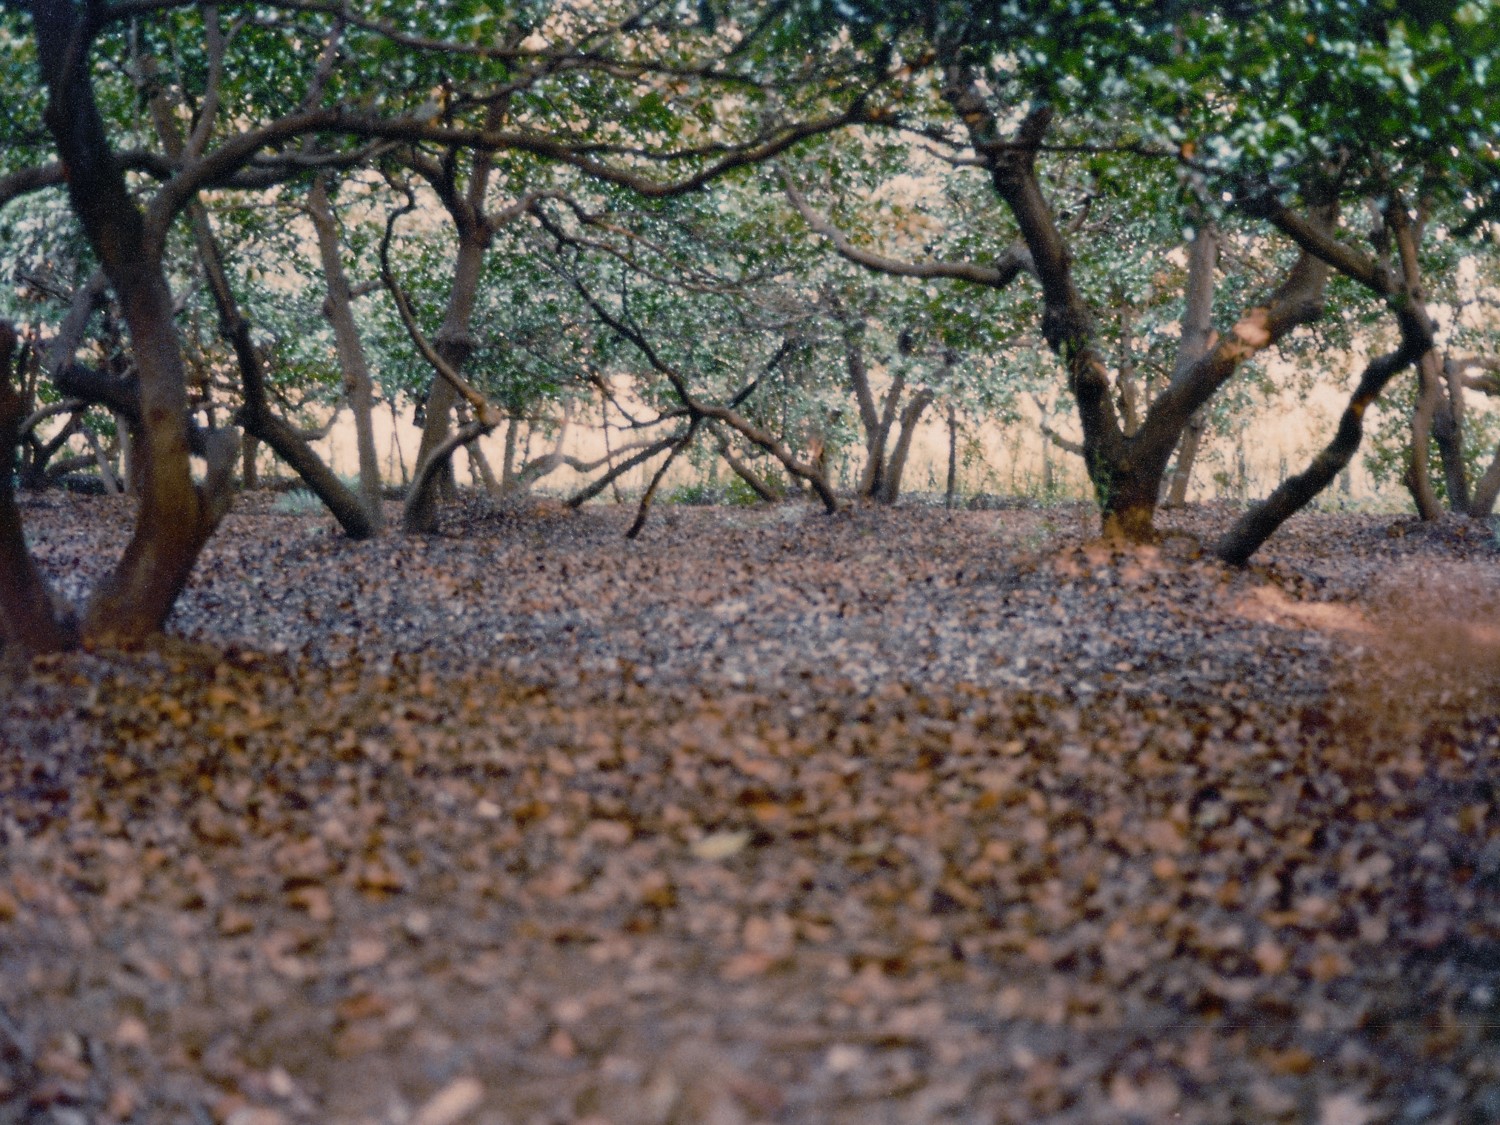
[190,205,374,539]
[1217,318,1428,564]
[33,0,235,645]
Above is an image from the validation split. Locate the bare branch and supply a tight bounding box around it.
[378,190,503,428]
[781,169,1033,288]
[627,417,701,539]
[566,431,682,508]
[183,4,226,160]
[1261,201,1390,296]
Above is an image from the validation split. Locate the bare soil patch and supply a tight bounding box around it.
[3,494,1499,1124]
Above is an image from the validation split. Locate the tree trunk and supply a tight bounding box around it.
[32,1,235,645]
[189,202,374,539]
[467,434,501,497]
[308,174,384,528]
[402,131,499,534]
[842,320,887,499]
[714,429,784,502]
[945,404,959,509]
[1163,225,1220,508]
[878,389,933,505]
[943,68,1336,543]
[404,232,485,532]
[241,433,259,489]
[0,322,76,652]
[1471,449,1500,519]
[1435,357,1471,512]
[1217,318,1427,564]
[1164,411,1206,507]
[501,415,519,493]
[1405,348,1446,520]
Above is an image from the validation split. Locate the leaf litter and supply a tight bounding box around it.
[2,492,1499,1124]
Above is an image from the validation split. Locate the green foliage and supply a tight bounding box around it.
[272,489,322,515]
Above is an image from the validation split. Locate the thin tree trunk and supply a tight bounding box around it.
[566,432,682,508]
[190,205,374,539]
[308,173,384,527]
[1471,449,1500,519]
[1164,411,1206,506]
[114,410,140,496]
[404,235,483,531]
[389,400,408,486]
[1405,349,1445,520]
[501,415,519,493]
[1163,226,1220,507]
[714,428,784,502]
[1435,357,1471,512]
[945,403,959,509]
[403,126,500,533]
[860,367,906,499]
[83,426,123,495]
[1217,308,1430,564]
[627,419,701,539]
[879,389,934,504]
[241,432,259,489]
[0,322,75,651]
[842,320,889,499]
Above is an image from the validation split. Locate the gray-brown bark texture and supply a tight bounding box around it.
[25,0,235,646]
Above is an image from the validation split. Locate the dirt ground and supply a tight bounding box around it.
[2,492,1499,1124]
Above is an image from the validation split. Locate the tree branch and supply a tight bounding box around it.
[781,169,1032,288]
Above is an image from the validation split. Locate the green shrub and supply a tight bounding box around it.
[272,489,322,515]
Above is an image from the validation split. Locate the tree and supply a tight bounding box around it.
[786,0,1500,558]
[0,0,885,651]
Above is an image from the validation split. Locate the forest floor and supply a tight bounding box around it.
[3,492,1500,1125]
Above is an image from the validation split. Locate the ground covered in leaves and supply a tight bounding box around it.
[3,492,1500,1125]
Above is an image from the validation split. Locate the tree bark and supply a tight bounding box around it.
[33,0,235,645]
[945,404,959,509]
[879,388,934,504]
[241,432,259,489]
[942,66,1331,542]
[1471,451,1500,519]
[467,433,502,497]
[1434,357,1470,512]
[1216,310,1430,564]
[1163,224,1220,507]
[0,322,76,652]
[1405,349,1446,520]
[1164,413,1206,507]
[502,416,520,493]
[308,173,384,527]
[715,431,785,502]
[189,205,375,539]
[403,129,501,533]
[404,239,484,531]
[843,319,888,498]
[566,432,681,508]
